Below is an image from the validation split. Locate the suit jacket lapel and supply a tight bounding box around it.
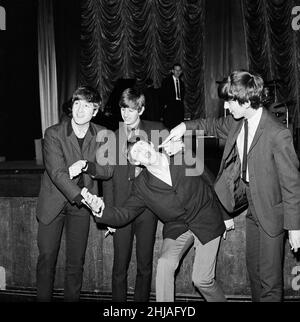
[145,168,172,189]
[82,124,94,154]
[144,154,176,190]
[222,120,243,161]
[169,156,181,187]
[248,108,266,155]
[66,120,81,155]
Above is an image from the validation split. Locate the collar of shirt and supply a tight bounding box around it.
[172,75,179,84]
[237,107,263,181]
[124,121,140,138]
[147,153,172,186]
[238,107,263,151]
[247,107,263,138]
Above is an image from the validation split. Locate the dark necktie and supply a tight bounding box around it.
[242,119,248,182]
[176,79,181,100]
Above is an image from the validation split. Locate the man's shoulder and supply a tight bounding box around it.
[264,109,288,134]
[90,121,109,132]
[44,119,68,136]
[95,125,116,143]
[141,120,166,130]
[132,169,148,188]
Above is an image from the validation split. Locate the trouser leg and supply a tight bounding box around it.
[245,186,284,302]
[134,211,157,302]
[36,213,65,301]
[259,228,284,302]
[156,231,194,302]
[64,204,90,302]
[112,224,134,302]
[245,212,261,302]
[192,236,226,302]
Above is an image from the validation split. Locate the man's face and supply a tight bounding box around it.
[130,141,158,166]
[224,100,248,119]
[72,99,98,125]
[172,65,182,79]
[120,100,143,127]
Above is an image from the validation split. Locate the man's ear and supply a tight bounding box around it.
[138,106,145,116]
[92,109,99,117]
[243,101,251,109]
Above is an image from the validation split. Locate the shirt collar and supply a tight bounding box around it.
[246,107,263,130]
[67,119,95,137]
[124,119,141,137]
[172,75,179,82]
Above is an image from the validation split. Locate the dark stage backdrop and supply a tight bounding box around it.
[78,0,300,144]
[0,0,41,161]
[1,0,300,160]
[244,0,300,144]
[53,0,80,121]
[204,0,248,118]
[79,0,205,120]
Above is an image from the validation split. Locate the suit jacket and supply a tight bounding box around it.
[36,119,113,225]
[102,120,167,209]
[186,108,300,237]
[98,155,226,245]
[161,75,185,106]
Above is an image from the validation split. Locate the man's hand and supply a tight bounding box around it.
[162,139,185,156]
[223,219,235,240]
[288,230,300,252]
[81,187,104,216]
[158,122,187,149]
[69,160,88,179]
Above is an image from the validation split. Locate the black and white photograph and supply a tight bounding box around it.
[0,0,300,318]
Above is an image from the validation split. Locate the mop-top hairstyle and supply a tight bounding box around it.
[119,87,145,112]
[218,70,264,109]
[72,86,102,109]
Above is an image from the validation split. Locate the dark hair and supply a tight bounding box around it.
[125,136,156,164]
[72,86,102,109]
[125,138,144,165]
[172,62,182,70]
[119,87,145,112]
[218,70,264,109]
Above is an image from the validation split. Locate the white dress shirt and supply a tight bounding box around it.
[236,107,263,182]
[172,75,181,101]
[148,153,172,186]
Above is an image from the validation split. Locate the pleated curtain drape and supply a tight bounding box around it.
[244,0,300,136]
[37,0,300,149]
[38,0,59,135]
[80,0,206,119]
[204,0,248,118]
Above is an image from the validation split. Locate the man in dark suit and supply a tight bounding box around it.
[161,63,185,129]
[87,139,233,302]
[102,87,167,302]
[161,70,300,301]
[36,86,113,301]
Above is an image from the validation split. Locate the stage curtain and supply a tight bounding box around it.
[204,0,248,118]
[244,0,300,133]
[53,0,80,120]
[80,0,205,119]
[37,0,59,135]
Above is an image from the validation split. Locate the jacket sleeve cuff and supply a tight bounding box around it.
[73,193,83,206]
[85,161,96,177]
